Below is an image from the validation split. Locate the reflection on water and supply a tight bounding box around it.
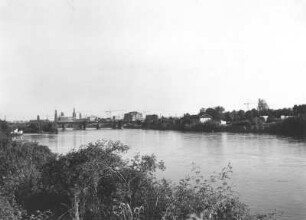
[23,129,306,220]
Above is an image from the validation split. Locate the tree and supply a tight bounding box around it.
[205,106,225,121]
[41,140,129,219]
[293,104,306,116]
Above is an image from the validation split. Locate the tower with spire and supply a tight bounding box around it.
[73,108,76,120]
[54,110,58,122]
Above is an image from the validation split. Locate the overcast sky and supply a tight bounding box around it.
[1,0,306,120]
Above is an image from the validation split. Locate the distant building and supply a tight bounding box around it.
[57,108,78,122]
[145,114,159,123]
[182,113,212,127]
[87,115,98,122]
[220,120,227,125]
[280,115,293,120]
[261,115,269,122]
[54,110,58,122]
[112,115,123,120]
[29,116,49,123]
[124,111,143,122]
[199,113,212,123]
[73,108,76,120]
[29,115,49,123]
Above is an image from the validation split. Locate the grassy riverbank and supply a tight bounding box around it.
[0,120,278,220]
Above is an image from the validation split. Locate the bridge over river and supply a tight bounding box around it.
[56,119,123,130]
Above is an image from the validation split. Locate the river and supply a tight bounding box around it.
[23,128,306,219]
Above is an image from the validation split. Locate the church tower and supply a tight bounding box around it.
[73,108,76,120]
[54,110,58,122]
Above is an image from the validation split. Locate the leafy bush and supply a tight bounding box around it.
[266,117,306,136]
[0,120,11,146]
[161,164,251,220]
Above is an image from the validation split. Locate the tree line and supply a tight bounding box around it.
[142,101,306,137]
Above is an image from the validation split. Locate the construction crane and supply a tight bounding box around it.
[243,102,256,111]
[142,110,151,115]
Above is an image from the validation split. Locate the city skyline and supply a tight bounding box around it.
[1,0,306,120]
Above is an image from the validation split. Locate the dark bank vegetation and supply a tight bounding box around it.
[0,120,278,220]
[142,103,306,138]
[11,121,58,134]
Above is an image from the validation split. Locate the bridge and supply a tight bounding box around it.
[56,119,123,130]
[53,109,124,130]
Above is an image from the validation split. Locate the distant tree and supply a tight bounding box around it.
[215,106,225,114]
[0,120,11,145]
[237,110,246,121]
[27,122,41,133]
[205,106,225,121]
[224,111,234,122]
[293,104,306,116]
[245,109,259,121]
[41,122,58,133]
[183,113,190,118]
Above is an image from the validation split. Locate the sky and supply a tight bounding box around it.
[1,0,306,120]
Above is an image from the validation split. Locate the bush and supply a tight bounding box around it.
[0,123,56,219]
[0,120,11,146]
[266,117,306,136]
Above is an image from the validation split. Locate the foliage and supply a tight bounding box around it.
[41,140,130,219]
[0,186,23,220]
[0,120,56,219]
[0,142,55,217]
[138,102,306,137]
[205,107,225,121]
[293,104,306,116]
[266,117,306,137]
[161,164,253,220]
[0,141,54,185]
[15,121,58,134]
[0,120,11,146]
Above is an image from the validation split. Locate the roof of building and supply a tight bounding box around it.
[199,113,212,118]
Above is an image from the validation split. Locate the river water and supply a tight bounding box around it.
[23,129,306,219]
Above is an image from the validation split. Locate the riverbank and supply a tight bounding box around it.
[9,120,58,134]
[139,116,306,138]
